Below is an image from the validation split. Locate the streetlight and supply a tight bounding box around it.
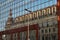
[24,9,32,13]
[24,9,32,40]
[2,34,6,40]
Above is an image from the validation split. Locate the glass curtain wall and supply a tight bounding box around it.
[0,0,57,31]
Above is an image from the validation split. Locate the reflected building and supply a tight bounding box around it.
[3,5,57,40]
[0,0,58,40]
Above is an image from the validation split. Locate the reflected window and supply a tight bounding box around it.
[30,30,36,40]
[48,21,53,27]
[42,10,45,17]
[38,11,42,18]
[51,7,54,15]
[39,23,43,27]
[52,35,56,40]
[13,33,18,40]
[29,14,33,20]
[45,36,48,40]
[53,28,56,32]
[49,28,51,32]
[20,31,27,40]
[42,36,44,40]
[53,6,57,13]
[45,29,48,33]
[20,17,22,23]
[53,19,58,25]
[46,8,51,15]
[36,11,39,18]
[22,16,24,22]
[43,9,46,16]
[41,29,44,33]
[43,21,48,27]
[25,15,28,22]
[34,12,37,19]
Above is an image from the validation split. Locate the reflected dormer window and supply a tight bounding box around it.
[53,6,57,15]
[51,7,54,14]
[29,14,33,20]
[46,8,51,15]
[38,10,42,18]
[53,6,57,13]
[42,10,44,16]
[25,15,28,21]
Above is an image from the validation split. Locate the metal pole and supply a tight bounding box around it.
[28,16,30,40]
[24,9,32,40]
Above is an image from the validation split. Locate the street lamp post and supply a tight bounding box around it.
[24,9,32,40]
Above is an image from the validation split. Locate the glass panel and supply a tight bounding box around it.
[20,31,27,40]
[13,33,18,40]
[30,30,36,40]
[43,22,47,27]
[39,23,43,27]
[2,34,11,40]
[6,34,11,40]
[42,35,44,40]
[45,36,48,40]
[52,35,57,40]
[53,20,58,25]
[48,21,53,27]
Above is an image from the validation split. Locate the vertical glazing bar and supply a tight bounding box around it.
[58,16,60,40]
[27,16,30,40]
[57,0,60,40]
[36,29,38,40]
[17,33,20,40]
[11,34,13,40]
[0,35,2,40]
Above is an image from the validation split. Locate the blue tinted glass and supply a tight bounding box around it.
[0,0,57,31]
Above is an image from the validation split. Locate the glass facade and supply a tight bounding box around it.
[0,0,58,40]
[20,31,27,40]
[0,0,57,31]
[19,30,36,40]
